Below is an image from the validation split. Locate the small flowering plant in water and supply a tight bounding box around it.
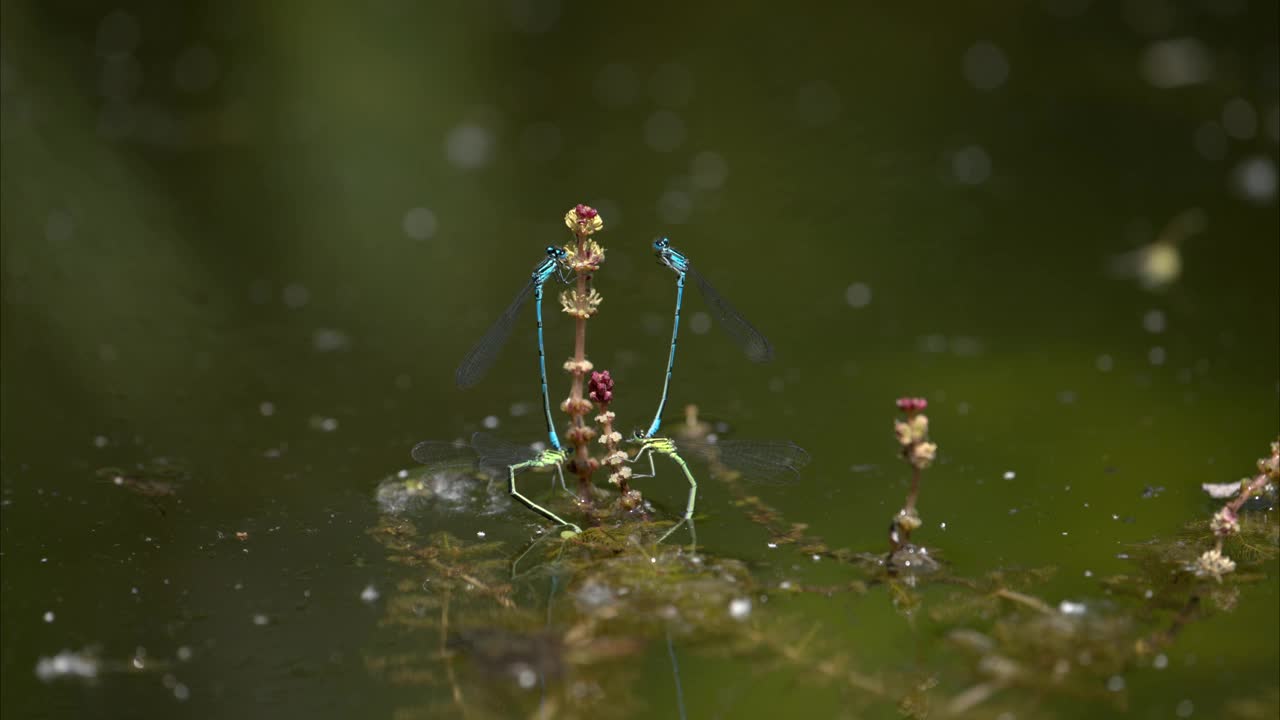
[1195,438,1280,581]
[888,397,938,568]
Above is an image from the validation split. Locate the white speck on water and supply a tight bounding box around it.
[258,401,275,416]
[252,613,269,626]
[766,542,778,549]
[476,531,486,538]
[1148,346,1166,366]
[1107,675,1126,692]
[1153,653,1168,669]
[132,656,144,670]
[811,554,821,562]
[779,581,792,590]
[1083,570,1093,577]
[41,557,48,563]
[43,611,54,623]
[963,41,1009,91]
[282,283,310,308]
[728,597,752,620]
[689,311,711,335]
[93,435,109,448]
[360,585,379,603]
[1061,531,1069,536]
[1003,471,1016,480]
[1175,699,1194,717]
[482,415,500,430]
[514,664,538,689]
[1142,309,1166,334]
[309,416,339,432]
[1059,600,1087,615]
[650,557,657,564]
[939,522,947,530]
[403,207,438,241]
[445,124,493,170]
[35,651,99,682]
[177,646,193,662]
[845,282,872,308]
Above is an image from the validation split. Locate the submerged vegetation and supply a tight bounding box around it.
[361,206,1280,718]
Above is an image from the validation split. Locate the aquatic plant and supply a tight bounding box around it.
[888,397,937,563]
[1195,438,1279,581]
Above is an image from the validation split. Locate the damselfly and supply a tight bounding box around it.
[644,238,772,438]
[455,247,569,451]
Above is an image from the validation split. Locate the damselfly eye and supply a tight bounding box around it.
[653,237,670,250]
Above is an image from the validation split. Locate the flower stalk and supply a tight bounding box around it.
[890,397,937,552]
[1195,439,1279,581]
[560,205,606,501]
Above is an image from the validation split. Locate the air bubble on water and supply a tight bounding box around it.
[728,597,752,620]
[360,585,379,603]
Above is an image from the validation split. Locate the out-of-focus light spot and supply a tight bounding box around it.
[445,124,494,170]
[1140,38,1212,88]
[1148,346,1166,366]
[509,0,560,34]
[45,209,75,243]
[97,10,140,57]
[845,282,872,308]
[689,311,711,335]
[1231,155,1277,204]
[644,111,685,152]
[1175,699,1194,718]
[100,55,142,100]
[509,402,529,417]
[403,207,438,241]
[795,81,841,127]
[259,401,275,416]
[951,145,991,185]
[594,63,640,107]
[482,415,500,429]
[1142,309,1166,334]
[312,328,350,352]
[282,283,310,308]
[963,42,1009,91]
[1221,97,1257,140]
[360,584,379,603]
[690,151,728,190]
[1096,354,1114,372]
[1194,121,1227,161]
[173,45,218,93]
[657,189,692,224]
[518,122,561,163]
[728,597,752,620]
[650,63,695,108]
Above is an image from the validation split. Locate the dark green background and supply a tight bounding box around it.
[3,2,1277,718]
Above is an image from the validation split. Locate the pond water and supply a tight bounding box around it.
[2,3,1277,719]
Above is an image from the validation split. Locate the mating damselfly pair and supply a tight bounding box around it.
[414,233,808,541]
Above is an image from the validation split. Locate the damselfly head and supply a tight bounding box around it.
[653,237,670,252]
[546,245,567,260]
[629,428,648,442]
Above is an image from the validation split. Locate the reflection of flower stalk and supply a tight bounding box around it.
[1196,439,1279,581]
[890,397,936,552]
[560,205,606,501]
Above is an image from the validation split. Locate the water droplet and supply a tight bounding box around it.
[728,597,752,620]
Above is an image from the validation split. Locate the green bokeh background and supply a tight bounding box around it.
[2,2,1277,718]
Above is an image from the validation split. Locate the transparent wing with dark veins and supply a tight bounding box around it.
[676,438,809,485]
[686,264,773,363]
[455,278,536,389]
